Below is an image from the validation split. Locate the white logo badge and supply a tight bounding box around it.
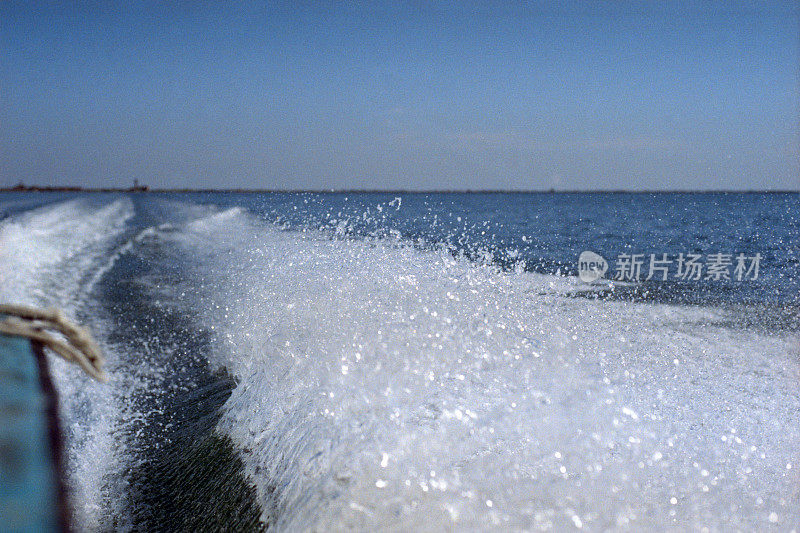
[578,251,608,282]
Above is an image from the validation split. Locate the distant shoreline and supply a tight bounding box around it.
[1,185,798,194]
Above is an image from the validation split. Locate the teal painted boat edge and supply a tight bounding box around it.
[0,333,67,532]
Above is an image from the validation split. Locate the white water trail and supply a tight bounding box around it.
[168,206,800,531]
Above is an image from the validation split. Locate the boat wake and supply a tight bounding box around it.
[169,203,800,531]
[1,196,798,531]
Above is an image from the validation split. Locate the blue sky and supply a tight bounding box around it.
[1,1,798,190]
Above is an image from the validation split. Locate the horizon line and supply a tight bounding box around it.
[1,185,799,194]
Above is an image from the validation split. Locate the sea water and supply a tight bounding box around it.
[0,192,797,531]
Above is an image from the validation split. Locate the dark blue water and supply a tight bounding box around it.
[4,191,797,306]
[162,191,799,309]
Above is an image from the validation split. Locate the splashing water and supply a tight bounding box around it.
[1,193,798,531]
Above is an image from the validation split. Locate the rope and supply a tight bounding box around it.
[0,304,107,382]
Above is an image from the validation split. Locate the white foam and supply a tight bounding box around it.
[172,208,800,531]
[0,198,133,304]
[186,206,245,230]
